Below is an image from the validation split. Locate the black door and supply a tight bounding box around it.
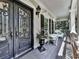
[13,1,33,56]
[0,0,33,59]
[0,0,14,59]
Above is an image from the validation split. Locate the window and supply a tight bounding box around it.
[49,19,51,34]
[0,2,9,36]
[41,14,44,35]
[44,18,48,37]
[52,20,54,33]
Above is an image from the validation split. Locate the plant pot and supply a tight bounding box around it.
[38,38,46,52]
[39,38,45,46]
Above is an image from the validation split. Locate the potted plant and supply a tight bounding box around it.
[36,31,46,52]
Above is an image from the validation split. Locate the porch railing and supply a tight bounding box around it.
[57,32,79,59]
[58,37,67,59]
[69,33,79,59]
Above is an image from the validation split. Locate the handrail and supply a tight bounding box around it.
[58,37,66,56]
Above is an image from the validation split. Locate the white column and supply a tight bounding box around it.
[70,0,77,34]
[70,10,76,34]
[47,19,50,42]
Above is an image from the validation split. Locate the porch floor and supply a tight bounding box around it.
[18,38,63,59]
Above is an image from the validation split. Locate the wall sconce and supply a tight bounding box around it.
[36,5,41,16]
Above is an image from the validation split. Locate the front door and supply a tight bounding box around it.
[13,1,33,56]
[0,0,14,59]
[0,0,33,59]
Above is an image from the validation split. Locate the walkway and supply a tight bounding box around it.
[19,38,63,59]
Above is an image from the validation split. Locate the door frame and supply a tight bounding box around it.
[11,0,34,57]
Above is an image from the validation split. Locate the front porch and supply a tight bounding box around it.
[19,38,63,59]
[0,0,78,59]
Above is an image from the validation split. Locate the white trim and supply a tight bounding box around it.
[51,19,52,34]
[2,12,4,35]
[53,21,55,32]
[47,18,50,41]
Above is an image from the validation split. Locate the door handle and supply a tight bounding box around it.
[15,31,18,36]
[10,32,13,38]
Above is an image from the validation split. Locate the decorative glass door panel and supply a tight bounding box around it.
[0,1,13,59]
[19,8,31,39]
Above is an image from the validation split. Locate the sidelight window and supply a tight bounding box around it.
[0,2,9,36]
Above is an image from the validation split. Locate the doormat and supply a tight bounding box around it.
[38,47,46,52]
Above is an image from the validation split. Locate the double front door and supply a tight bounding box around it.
[0,0,33,59]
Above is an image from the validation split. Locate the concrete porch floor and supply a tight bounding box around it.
[18,38,63,59]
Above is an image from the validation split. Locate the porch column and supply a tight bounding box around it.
[70,0,77,34]
[70,10,76,34]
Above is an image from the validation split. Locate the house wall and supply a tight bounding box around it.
[19,0,54,48]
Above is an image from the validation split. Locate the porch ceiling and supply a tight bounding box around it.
[40,0,71,18]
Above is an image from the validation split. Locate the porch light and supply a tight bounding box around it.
[36,5,41,16]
